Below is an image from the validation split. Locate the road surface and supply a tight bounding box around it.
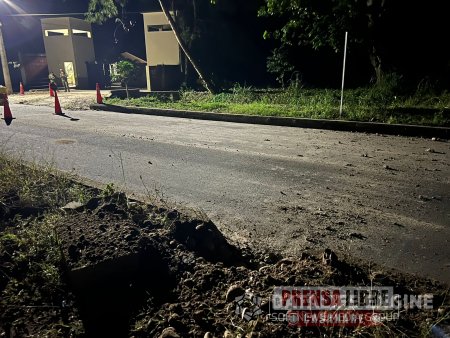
[2,104,450,284]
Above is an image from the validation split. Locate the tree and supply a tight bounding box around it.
[157,0,217,93]
[111,60,138,99]
[259,0,388,85]
[85,0,120,24]
[266,47,295,87]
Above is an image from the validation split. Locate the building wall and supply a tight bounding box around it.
[69,18,95,88]
[41,17,95,89]
[72,35,95,88]
[146,32,180,67]
[143,12,180,67]
[142,12,181,91]
[18,53,48,88]
[42,18,75,82]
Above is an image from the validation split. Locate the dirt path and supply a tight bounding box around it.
[8,90,111,110]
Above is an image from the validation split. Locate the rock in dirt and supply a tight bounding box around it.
[419,195,431,201]
[226,285,245,302]
[223,330,233,338]
[264,252,279,264]
[322,248,338,267]
[94,203,127,216]
[168,314,184,331]
[349,232,367,240]
[159,327,180,338]
[170,219,241,264]
[131,213,147,225]
[85,197,102,210]
[61,201,84,212]
[166,210,180,220]
[7,205,47,219]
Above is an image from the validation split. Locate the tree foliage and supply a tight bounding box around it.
[266,47,295,87]
[259,0,388,84]
[86,0,218,93]
[263,1,450,90]
[85,0,120,24]
[112,60,138,98]
[84,0,450,89]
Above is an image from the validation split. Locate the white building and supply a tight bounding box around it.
[142,12,183,91]
[41,17,95,89]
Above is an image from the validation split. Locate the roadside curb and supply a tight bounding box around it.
[90,103,449,139]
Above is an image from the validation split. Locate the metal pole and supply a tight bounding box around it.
[0,20,13,94]
[339,31,348,117]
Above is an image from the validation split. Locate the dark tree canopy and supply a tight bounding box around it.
[86,0,271,90]
[85,0,450,89]
[259,0,450,88]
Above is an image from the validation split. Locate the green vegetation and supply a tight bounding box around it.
[87,0,448,93]
[0,153,91,336]
[106,82,450,126]
[259,0,388,84]
[112,60,139,99]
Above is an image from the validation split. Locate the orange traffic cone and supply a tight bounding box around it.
[2,93,13,126]
[49,83,55,97]
[19,82,25,95]
[96,83,103,104]
[54,91,63,115]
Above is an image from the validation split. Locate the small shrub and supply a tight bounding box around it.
[111,60,139,99]
[266,47,295,87]
[231,83,258,104]
[366,73,405,106]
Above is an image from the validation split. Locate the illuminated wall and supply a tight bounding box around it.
[41,17,95,89]
[142,12,182,91]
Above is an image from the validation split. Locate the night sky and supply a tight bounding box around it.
[3,1,446,89]
[0,0,157,62]
[0,0,272,89]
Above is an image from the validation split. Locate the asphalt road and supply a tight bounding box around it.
[2,104,450,284]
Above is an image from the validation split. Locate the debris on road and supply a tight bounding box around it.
[1,160,449,337]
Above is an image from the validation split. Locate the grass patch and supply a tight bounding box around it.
[105,85,450,126]
[0,152,91,337]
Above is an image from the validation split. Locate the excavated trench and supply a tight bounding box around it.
[55,194,246,337]
[69,239,177,337]
[2,190,444,337]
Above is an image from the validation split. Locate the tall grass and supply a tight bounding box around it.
[0,153,93,210]
[0,152,89,336]
[106,78,450,126]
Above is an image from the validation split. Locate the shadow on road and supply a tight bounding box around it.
[56,113,80,121]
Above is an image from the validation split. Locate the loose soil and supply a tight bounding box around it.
[1,180,449,337]
[8,90,111,111]
[2,96,450,337]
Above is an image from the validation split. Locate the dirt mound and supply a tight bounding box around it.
[51,194,449,337]
[54,193,249,336]
[8,91,108,110]
[2,185,449,337]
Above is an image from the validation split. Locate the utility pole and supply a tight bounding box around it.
[0,20,13,94]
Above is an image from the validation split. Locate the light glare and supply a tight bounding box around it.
[1,0,26,15]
